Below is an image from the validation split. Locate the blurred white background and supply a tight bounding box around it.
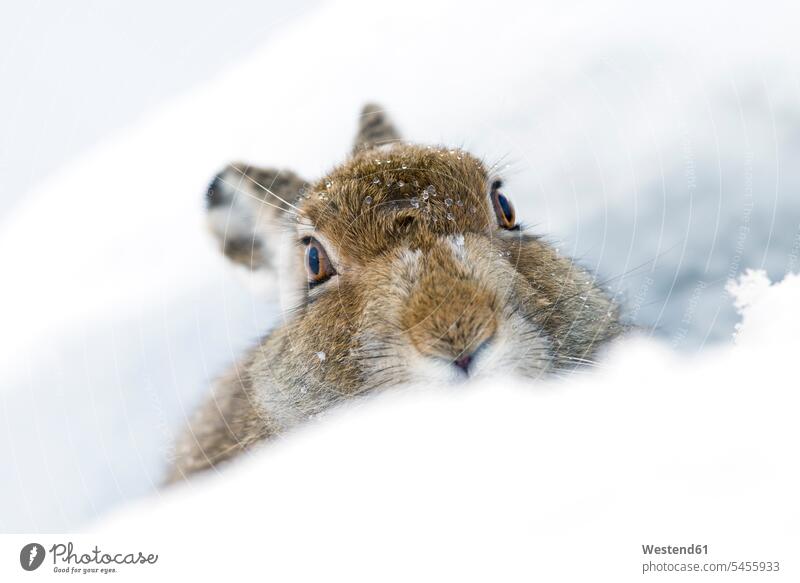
[0,0,316,215]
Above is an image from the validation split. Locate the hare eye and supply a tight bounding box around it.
[305,238,336,286]
[491,183,516,229]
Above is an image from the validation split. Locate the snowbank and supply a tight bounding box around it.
[95,271,800,581]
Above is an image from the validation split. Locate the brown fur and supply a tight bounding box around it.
[167,105,624,483]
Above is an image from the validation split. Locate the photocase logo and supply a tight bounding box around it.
[20,543,46,571]
[16,541,159,574]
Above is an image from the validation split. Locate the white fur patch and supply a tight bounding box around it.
[473,312,551,378]
[406,352,463,384]
[446,233,467,262]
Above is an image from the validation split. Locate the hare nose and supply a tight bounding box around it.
[453,354,473,373]
[451,338,492,376]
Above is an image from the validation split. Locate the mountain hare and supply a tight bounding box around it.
[168,105,623,482]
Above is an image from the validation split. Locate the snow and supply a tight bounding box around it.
[94,271,800,581]
[0,0,798,548]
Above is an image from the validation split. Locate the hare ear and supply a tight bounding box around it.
[205,164,308,272]
[352,103,401,154]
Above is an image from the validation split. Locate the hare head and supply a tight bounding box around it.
[206,105,622,388]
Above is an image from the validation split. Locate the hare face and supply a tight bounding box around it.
[289,145,567,386]
[210,140,621,393]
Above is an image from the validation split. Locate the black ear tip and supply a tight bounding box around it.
[361,102,385,116]
[353,103,400,153]
[206,172,229,208]
[359,103,391,127]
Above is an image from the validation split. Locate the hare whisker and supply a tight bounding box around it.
[216,175,301,218]
[230,164,305,213]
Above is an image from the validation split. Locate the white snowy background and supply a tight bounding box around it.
[0,0,798,576]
